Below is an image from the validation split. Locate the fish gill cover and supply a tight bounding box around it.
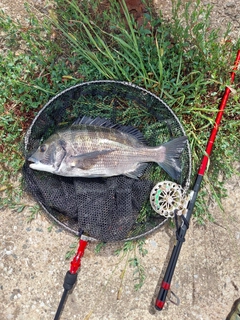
[23,81,191,242]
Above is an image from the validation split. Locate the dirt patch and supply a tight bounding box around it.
[0,1,240,320]
[154,0,240,41]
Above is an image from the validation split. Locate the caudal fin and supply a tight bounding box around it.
[158,136,188,181]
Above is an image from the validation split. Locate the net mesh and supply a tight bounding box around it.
[23,81,191,242]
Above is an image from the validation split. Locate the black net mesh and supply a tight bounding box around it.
[23,81,191,242]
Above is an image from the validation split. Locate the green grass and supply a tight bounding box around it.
[115,239,148,291]
[0,0,239,222]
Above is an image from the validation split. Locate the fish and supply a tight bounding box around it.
[28,116,188,180]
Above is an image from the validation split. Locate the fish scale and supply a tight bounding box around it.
[28,117,188,180]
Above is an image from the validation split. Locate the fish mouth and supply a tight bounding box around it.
[28,155,38,164]
[28,156,55,173]
[28,156,41,170]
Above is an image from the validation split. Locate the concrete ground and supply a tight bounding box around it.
[1,170,240,319]
[0,1,240,319]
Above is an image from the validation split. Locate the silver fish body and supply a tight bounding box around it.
[28,118,187,180]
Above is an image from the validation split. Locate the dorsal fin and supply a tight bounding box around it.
[72,116,147,144]
[73,116,115,128]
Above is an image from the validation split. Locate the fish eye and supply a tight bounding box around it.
[40,145,47,152]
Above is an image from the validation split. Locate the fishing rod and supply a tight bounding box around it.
[155,49,240,311]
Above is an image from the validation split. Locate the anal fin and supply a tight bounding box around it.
[125,163,149,179]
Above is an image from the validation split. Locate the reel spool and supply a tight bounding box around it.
[150,181,190,218]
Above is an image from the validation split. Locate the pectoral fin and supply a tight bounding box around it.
[69,149,115,170]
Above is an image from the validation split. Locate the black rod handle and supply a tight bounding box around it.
[54,289,68,320]
[155,175,203,310]
[54,271,78,320]
[155,240,183,310]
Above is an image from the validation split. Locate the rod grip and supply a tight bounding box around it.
[155,175,203,311]
[155,281,170,310]
[155,239,183,310]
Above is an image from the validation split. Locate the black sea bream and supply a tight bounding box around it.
[28,117,187,180]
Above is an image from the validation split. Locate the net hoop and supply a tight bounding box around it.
[24,80,192,241]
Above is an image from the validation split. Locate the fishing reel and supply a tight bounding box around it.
[150,181,190,218]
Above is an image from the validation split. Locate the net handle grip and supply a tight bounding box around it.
[54,237,87,320]
[70,238,88,274]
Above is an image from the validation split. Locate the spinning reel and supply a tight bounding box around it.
[150,181,191,218]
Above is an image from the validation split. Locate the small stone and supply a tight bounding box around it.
[225,2,235,7]
[150,240,157,248]
[55,228,63,233]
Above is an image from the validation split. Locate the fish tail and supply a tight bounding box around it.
[157,136,188,181]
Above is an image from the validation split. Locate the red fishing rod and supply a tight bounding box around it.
[155,49,240,311]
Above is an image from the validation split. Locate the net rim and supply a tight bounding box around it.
[24,80,191,241]
[38,197,169,242]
